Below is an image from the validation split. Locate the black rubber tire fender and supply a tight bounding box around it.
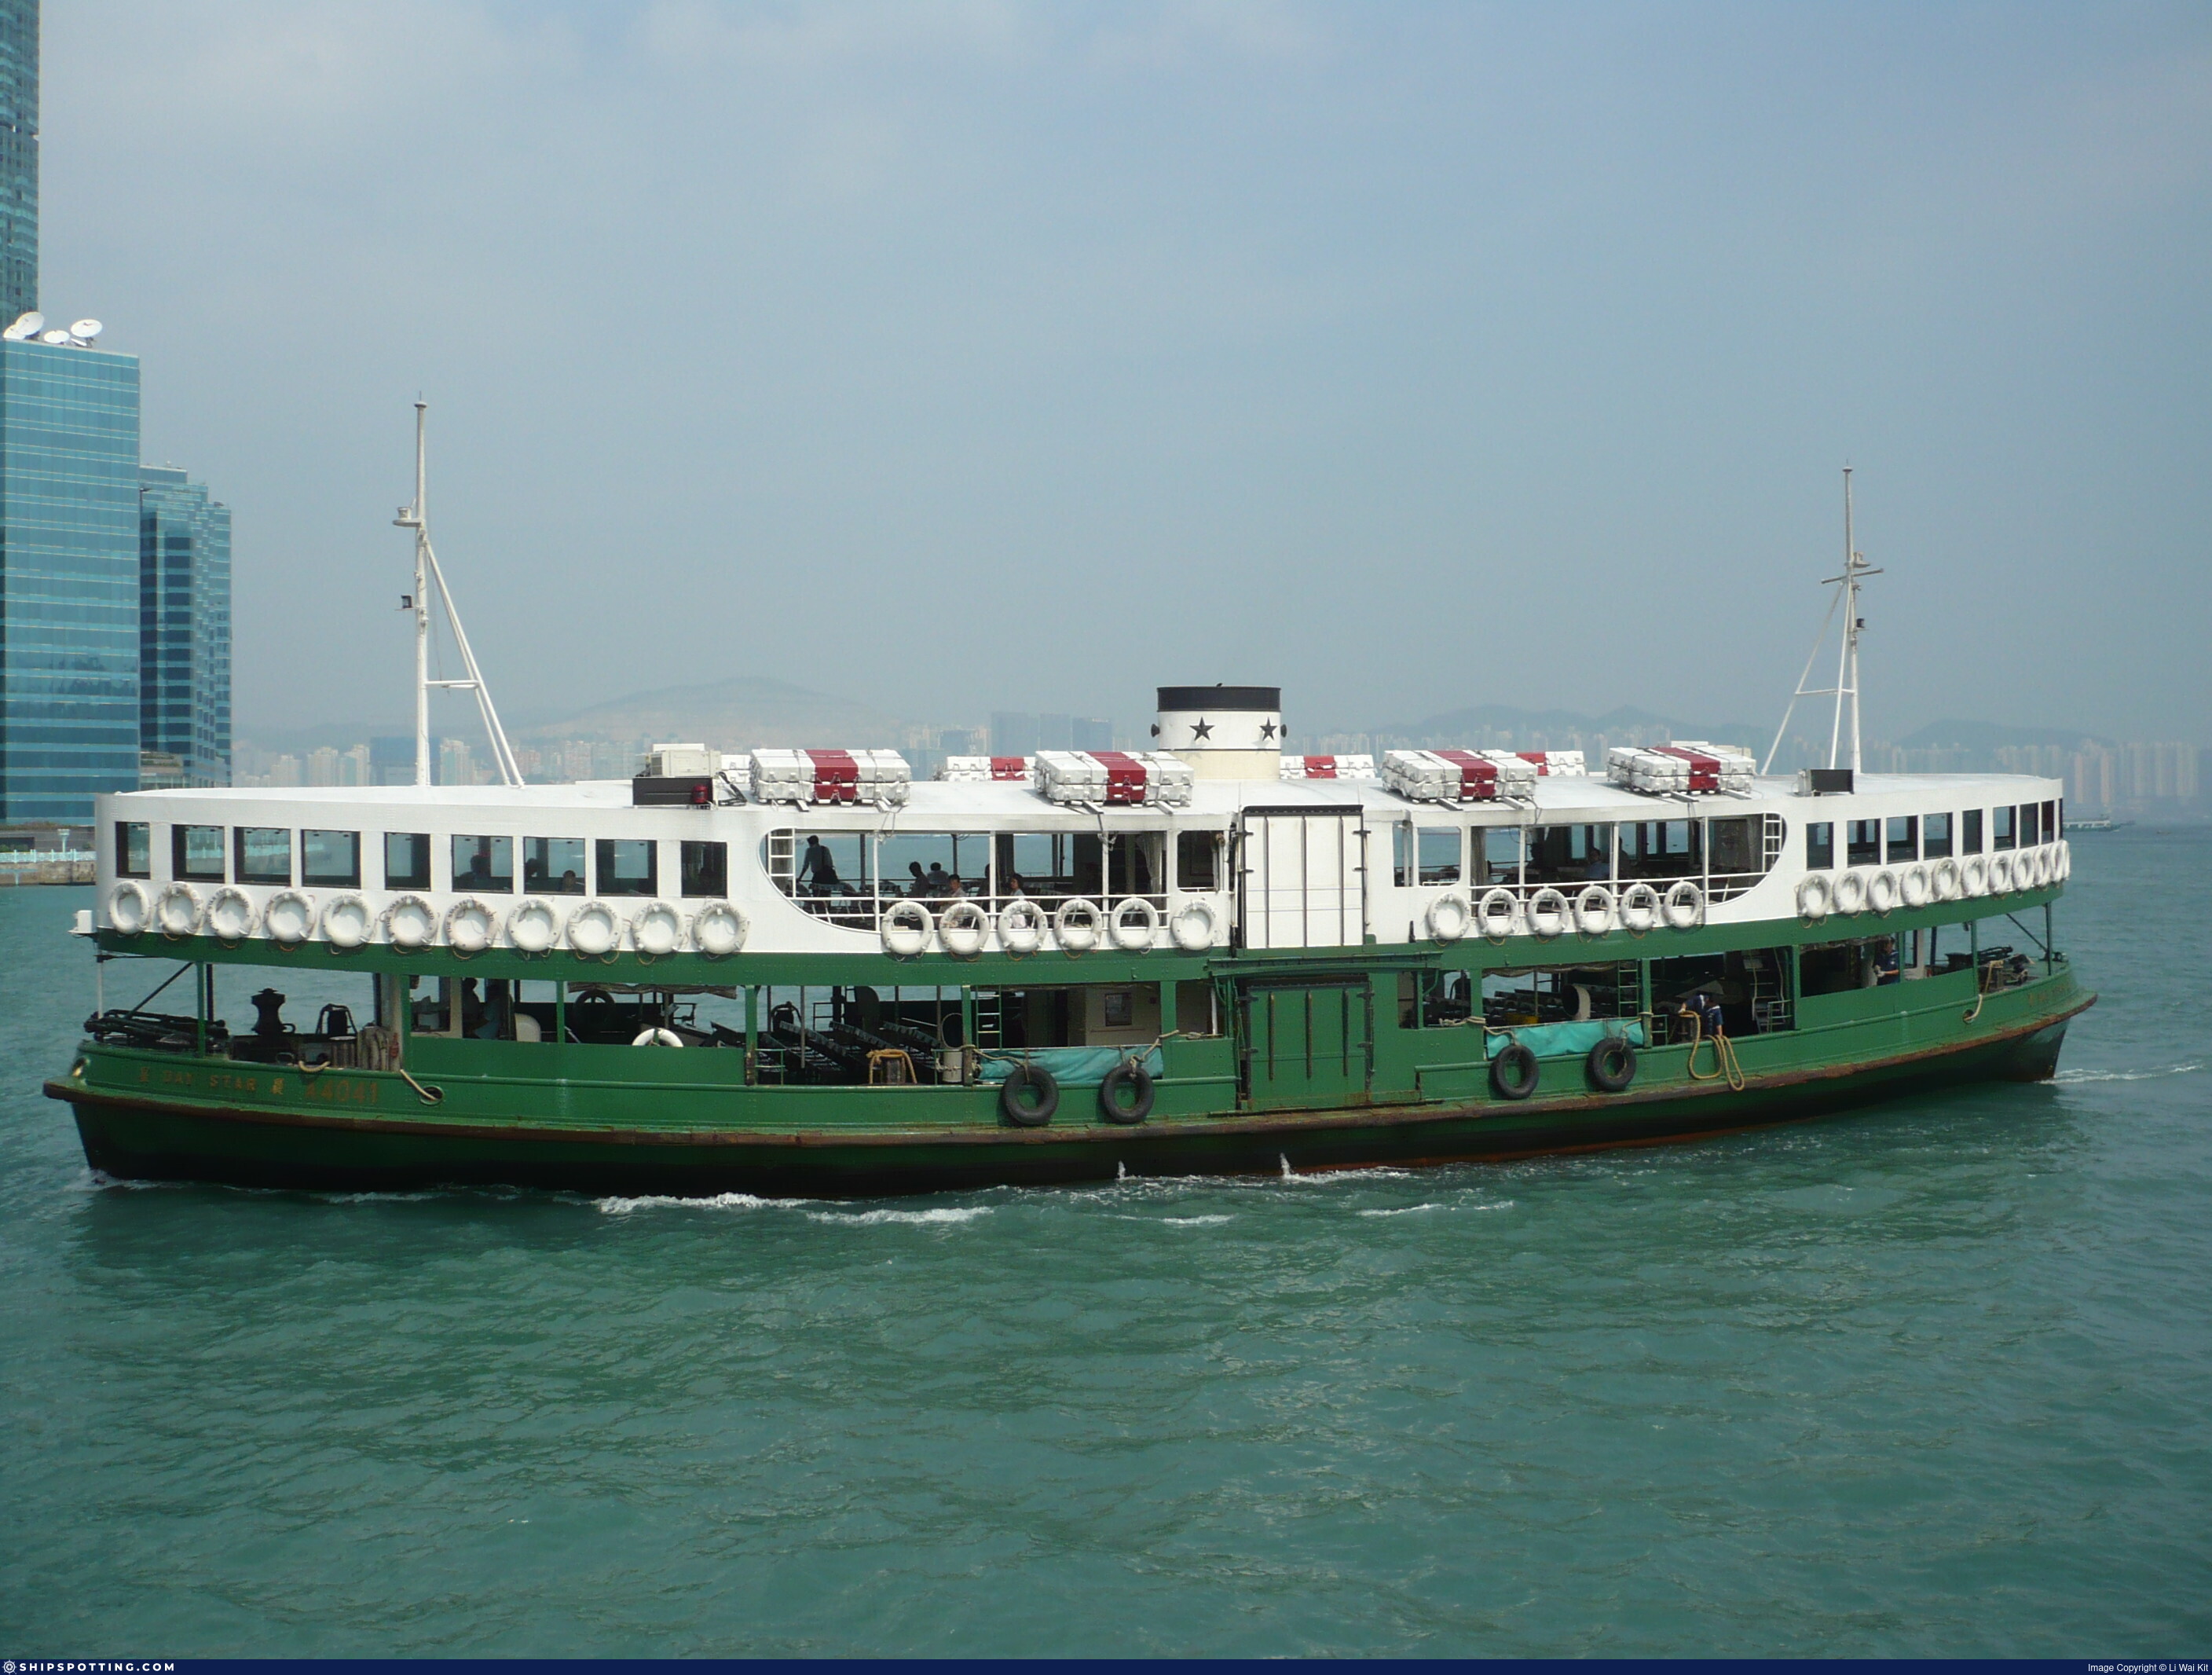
[1490,1042,1540,1101]
[999,1063,1059,1127]
[1586,1035,1637,1094]
[1098,1061,1155,1125]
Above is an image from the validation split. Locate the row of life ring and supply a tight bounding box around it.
[1794,841,2068,922]
[878,896,1220,958]
[102,880,751,958]
[1428,881,1704,944]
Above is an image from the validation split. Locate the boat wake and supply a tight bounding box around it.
[2051,1061,2201,1085]
[804,1205,992,1227]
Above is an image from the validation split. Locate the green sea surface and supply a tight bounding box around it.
[2,832,2207,1657]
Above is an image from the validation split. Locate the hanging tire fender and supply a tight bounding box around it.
[1586,1035,1637,1093]
[1490,1041,1539,1101]
[1001,1062,1059,1127]
[1098,1061,1155,1124]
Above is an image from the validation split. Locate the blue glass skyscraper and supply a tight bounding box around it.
[0,336,141,819]
[0,1,33,326]
[139,465,230,787]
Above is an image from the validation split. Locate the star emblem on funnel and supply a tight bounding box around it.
[1260,720,1278,741]
[1190,719,1213,742]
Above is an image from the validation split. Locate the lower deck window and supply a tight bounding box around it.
[386,832,431,890]
[681,841,728,897]
[1805,822,1834,870]
[302,830,361,889]
[116,821,150,878]
[1653,947,1795,1034]
[597,838,658,896]
[174,824,225,881]
[453,835,514,893]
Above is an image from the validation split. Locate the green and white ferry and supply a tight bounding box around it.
[46,453,2093,1196]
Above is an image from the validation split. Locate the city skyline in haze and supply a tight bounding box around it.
[42,2,2212,746]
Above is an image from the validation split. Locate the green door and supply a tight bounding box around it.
[1240,980,1372,1112]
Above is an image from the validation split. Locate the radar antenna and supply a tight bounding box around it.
[1763,467,1883,775]
[394,402,522,787]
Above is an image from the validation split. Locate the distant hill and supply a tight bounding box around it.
[1893,719,2113,751]
[517,676,910,750]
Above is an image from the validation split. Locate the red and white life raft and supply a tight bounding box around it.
[1489,749,1586,777]
[939,755,1035,783]
[1606,742,1754,795]
[1279,753,1378,781]
[1036,750,1194,807]
[1383,749,1538,804]
[749,748,912,806]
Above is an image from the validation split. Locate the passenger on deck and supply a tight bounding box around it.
[1003,873,1027,897]
[800,836,844,897]
[923,861,954,898]
[906,861,929,897]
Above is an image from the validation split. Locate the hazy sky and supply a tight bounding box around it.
[43,2,2212,743]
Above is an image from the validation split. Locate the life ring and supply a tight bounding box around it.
[1527,887,1570,940]
[105,880,150,936]
[206,886,258,943]
[1573,884,1616,936]
[631,1027,683,1049]
[1109,897,1160,952]
[1866,870,1899,917]
[1099,1061,1155,1124]
[1987,852,2015,895]
[1662,879,1703,929]
[386,893,437,950]
[631,900,683,957]
[566,900,620,956]
[1427,892,1471,944]
[881,899,932,958]
[1930,858,1961,903]
[321,892,372,950]
[2055,841,2071,881]
[998,898,1047,955]
[1796,874,1831,922]
[1830,870,1866,916]
[154,881,203,939]
[1000,1062,1059,1127]
[940,899,991,958]
[1961,854,1990,897]
[2018,848,2045,891]
[691,900,748,957]
[1476,887,1520,941]
[1618,882,1661,934]
[1053,897,1102,955]
[1168,898,1217,952]
[507,896,558,954]
[1899,864,1930,909]
[1586,1035,1637,1093]
[445,897,496,953]
[264,889,316,947]
[1490,1041,1539,1101]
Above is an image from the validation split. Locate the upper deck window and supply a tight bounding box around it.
[236,827,292,885]
[1961,809,1983,854]
[1175,830,1221,892]
[880,831,989,900]
[174,824,225,882]
[1396,826,1460,887]
[1923,813,1953,859]
[597,838,657,897]
[1886,816,1918,864]
[1805,823,1834,870]
[1846,819,1880,867]
[453,835,514,893]
[302,830,361,889]
[1528,824,1611,886]
[1992,807,2016,851]
[1478,828,1522,887]
[525,837,586,896]
[680,841,727,898]
[386,833,431,890]
[1708,817,1760,877]
[1619,820,1701,881]
[116,822,150,878]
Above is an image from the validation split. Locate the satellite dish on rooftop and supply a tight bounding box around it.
[38,328,69,344]
[2,310,42,340]
[69,319,101,341]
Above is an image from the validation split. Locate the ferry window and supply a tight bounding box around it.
[174,824,225,881]
[1416,827,1461,886]
[879,832,985,900]
[1528,824,1612,886]
[1886,816,1918,864]
[1961,809,1983,854]
[1619,820,1701,881]
[385,832,431,891]
[1478,827,1523,887]
[302,830,361,889]
[1992,807,2016,851]
[116,822,150,878]
[2040,801,2057,844]
[1175,830,1220,892]
[235,827,291,885]
[525,837,585,895]
[1922,813,1954,860]
[452,835,514,893]
[1106,833,1163,896]
[1708,817,1760,877]
[999,832,1065,896]
[1805,823,1833,870]
[1393,824,1415,888]
[680,840,728,898]
[1845,819,1881,867]
[597,838,658,897]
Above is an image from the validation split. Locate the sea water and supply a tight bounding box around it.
[2,831,2207,1657]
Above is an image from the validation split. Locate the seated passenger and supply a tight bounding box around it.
[1002,872,1027,897]
[923,862,953,898]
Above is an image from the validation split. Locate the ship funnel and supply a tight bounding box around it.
[1152,685,1283,781]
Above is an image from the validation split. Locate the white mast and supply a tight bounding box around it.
[1762,467,1882,775]
[393,401,522,788]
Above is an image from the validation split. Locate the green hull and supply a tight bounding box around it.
[51,960,2092,1199]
